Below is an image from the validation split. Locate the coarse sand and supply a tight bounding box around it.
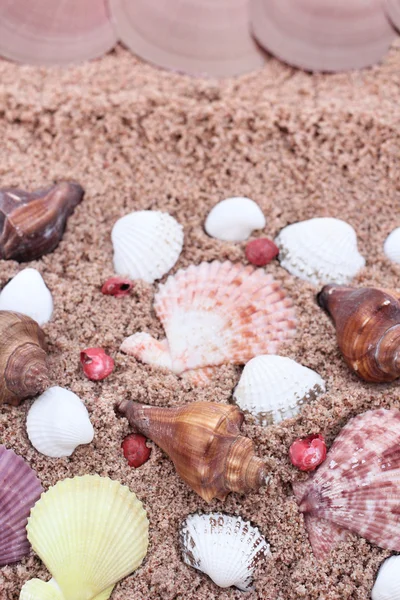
[1,43,400,600]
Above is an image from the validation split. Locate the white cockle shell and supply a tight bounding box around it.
[384,227,400,264]
[233,355,326,426]
[181,512,270,591]
[275,217,365,286]
[0,268,53,325]
[26,386,94,458]
[112,210,184,284]
[372,556,400,600]
[205,197,266,242]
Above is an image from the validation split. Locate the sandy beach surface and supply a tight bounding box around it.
[1,42,400,599]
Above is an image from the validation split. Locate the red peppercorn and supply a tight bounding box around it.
[289,434,327,472]
[121,433,151,468]
[80,348,114,381]
[245,238,279,267]
[101,276,133,298]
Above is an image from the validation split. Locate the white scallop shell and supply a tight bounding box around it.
[275,218,365,286]
[26,387,94,458]
[181,512,269,591]
[0,268,53,325]
[234,355,326,426]
[205,197,266,242]
[111,210,183,284]
[384,227,400,264]
[372,556,400,600]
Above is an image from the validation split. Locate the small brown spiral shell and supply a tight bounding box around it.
[0,311,50,405]
[318,285,400,383]
[117,400,266,502]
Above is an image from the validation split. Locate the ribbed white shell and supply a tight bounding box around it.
[384,227,400,264]
[372,556,400,600]
[0,268,53,325]
[112,211,184,283]
[234,355,326,426]
[275,218,365,286]
[181,512,269,591]
[205,197,266,242]
[26,387,94,458]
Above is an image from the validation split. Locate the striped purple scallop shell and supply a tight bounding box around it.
[293,408,400,560]
[0,445,43,565]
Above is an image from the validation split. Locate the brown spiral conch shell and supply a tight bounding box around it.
[117,400,267,502]
[0,182,84,262]
[293,408,400,560]
[317,285,400,383]
[0,311,50,406]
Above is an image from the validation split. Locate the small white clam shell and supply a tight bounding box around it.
[26,386,94,458]
[372,556,400,600]
[275,217,365,286]
[112,210,184,284]
[181,512,269,591]
[0,268,53,325]
[205,197,266,242]
[234,355,326,426]
[384,227,400,264]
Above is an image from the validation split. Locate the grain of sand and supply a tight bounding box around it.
[1,43,400,600]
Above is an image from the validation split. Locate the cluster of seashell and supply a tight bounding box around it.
[0,1,399,76]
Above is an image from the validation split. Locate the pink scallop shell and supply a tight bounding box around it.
[0,445,43,565]
[108,0,265,77]
[293,408,400,560]
[0,0,117,65]
[250,0,396,72]
[121,260,297,383]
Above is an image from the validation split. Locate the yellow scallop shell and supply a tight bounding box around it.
[19,475,149,600]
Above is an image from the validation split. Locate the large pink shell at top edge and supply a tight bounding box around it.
[250,0,397,72]
[385,0,400,31]
[294,409,400,558]
[108,0,265,77]
[0,0,117,65]
[0,445,43,565]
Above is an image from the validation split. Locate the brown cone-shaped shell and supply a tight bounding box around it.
[109,0,265,77]
[117,400,266,502]
[293,409,400,560]
[250,0,396,73]
[0,311,50,406]
[0,182,84,262]
[318,285,400,383]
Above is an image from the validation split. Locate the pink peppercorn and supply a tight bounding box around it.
[80,347,114,381]
[122,433,151,468]
[289,434,327,472]
[245,238,279,267]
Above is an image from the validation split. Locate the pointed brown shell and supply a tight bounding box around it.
[0,311,50,406]
[0,182,84,262]
[318,285,400,383]
[109,0,265,77]
[293,408,400,559]
[117,400,266,502]
[250,0,396,72]
[0,0,117,65]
